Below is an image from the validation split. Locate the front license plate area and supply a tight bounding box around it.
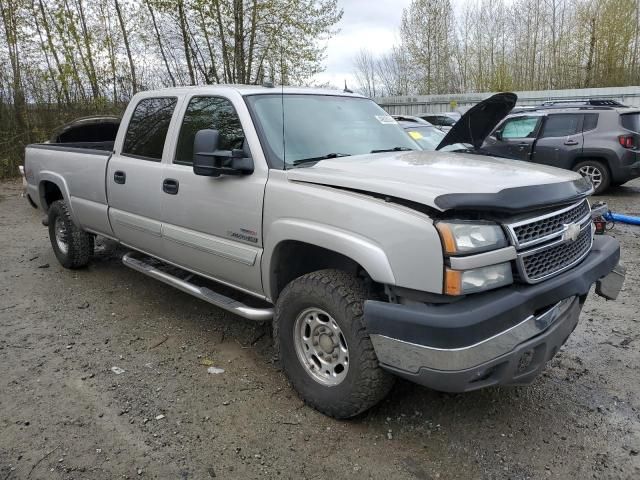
[596,263,626,300]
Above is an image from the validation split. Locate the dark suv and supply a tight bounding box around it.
[482,102,640,194]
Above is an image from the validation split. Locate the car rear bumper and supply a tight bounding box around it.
[611,151,640,182]
[364,235,622,392]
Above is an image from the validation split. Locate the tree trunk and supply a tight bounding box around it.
[114,0,138,94]
[147,1,176,87]
[32,1,63,105]
[37,0,71,103]
[74,0,100,98]
[177,0,196,85]
[584,16,596,87]
[214,0,234,82]
[196,6,220,83]
[245,0,258,83]
[0,0,29,141]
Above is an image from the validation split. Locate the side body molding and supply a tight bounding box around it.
[262,218,396,300]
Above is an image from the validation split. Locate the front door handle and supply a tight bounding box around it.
[162,178,179,195]
[114,171,126,184]
[564,139,579,146]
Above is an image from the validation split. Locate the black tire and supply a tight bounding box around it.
[48,200,94,269]
[573,160,610,195]
[274,269,395,418]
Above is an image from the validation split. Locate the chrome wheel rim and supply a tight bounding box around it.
[54,216,69,254]
[578,165,602,190]
[293,307,349,386]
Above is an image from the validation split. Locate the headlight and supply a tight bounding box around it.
[436,221,507,255]
[445,263,513,295]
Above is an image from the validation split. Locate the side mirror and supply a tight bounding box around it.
[192,129,253,177]
[495,130,503,141]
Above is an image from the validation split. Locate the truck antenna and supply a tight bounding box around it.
[280,47,286,168]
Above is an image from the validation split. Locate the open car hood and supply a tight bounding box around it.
[436,92,517,151]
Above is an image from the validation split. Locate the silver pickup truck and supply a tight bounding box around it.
[24,86,624,418]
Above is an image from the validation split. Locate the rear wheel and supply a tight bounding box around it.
[274,269,394,419]
[573,160,610,195]
[48,200,94,268]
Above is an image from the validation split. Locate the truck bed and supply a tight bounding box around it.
[25,143,113,237]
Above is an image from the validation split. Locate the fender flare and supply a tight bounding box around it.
[38,171,79,227]
[262,218,396,300]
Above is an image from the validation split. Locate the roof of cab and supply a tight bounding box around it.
[137,84,367,98]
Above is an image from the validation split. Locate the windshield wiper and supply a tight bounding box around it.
[370,146,414,153]
[292,153,351,166]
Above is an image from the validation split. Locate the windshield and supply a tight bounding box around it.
[621,113,640,133]
[404,126,467,151]
[245,94,418,168]
[422,115,457,127]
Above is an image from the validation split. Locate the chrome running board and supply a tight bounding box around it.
[122,252,273,321]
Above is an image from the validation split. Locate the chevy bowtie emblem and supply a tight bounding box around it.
[562,223,581,242]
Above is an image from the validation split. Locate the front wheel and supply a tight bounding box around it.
[274,269,394,418]
[573,160,610,195]
[48,200,94,269]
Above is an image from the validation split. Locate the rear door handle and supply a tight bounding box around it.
[162,178,179,195]
[564,139,579,146]
[114,171,126,184]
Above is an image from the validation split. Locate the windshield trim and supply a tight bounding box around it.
[243,93,413,169]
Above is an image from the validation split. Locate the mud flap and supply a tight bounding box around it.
[596,262,626,300]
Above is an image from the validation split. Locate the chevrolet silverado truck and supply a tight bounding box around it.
[24,87,625,418]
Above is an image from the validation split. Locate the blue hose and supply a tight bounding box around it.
[604,212,640,225]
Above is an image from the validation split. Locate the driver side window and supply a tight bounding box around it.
[501,117,539,139]
[174,96,246,165]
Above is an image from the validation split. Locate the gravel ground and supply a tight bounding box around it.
[1,178,639,480]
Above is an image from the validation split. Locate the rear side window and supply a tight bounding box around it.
[540,114,581,137]
[122,97,177,160]
[175,96,246,165]
[501,117,539,139]
[583,113,598,131]
[621,113,640,133]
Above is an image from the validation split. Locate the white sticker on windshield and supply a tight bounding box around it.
[375,115,397,125]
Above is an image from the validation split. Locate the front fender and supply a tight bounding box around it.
[262,218,396,299]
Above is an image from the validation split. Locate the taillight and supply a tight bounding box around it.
[618,135,635,149]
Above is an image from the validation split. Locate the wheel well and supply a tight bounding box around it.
[572,156,611,174]
[40,181,63,211]
[269,241,372,301]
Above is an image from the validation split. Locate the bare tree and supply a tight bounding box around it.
[353,49,379,97]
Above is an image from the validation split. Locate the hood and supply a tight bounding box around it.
[436,92,517,150]
[286,151,592,213]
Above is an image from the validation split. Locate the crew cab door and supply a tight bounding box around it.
[483,115,542,161]
[532,113,585,169]
[160,94,267,296]
[107,96,178,257]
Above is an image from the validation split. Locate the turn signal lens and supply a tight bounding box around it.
[444,269,462,295]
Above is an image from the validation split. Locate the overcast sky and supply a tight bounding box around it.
[313,0,413,88]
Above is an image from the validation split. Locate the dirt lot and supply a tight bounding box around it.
[0,179,639,480]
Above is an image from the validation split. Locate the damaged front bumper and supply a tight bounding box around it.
[364,235,623,392]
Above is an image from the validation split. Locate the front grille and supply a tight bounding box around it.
[512,200,590,246]
[504,199,594,284]
[520,225,593,281]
